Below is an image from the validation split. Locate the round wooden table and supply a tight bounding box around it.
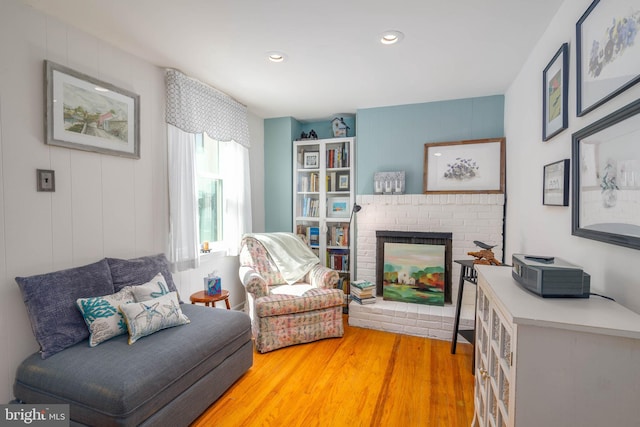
[189,289,231,309]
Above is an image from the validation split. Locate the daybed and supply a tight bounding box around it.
[13,254,252,427]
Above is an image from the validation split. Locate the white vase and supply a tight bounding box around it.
[602,189,617,208]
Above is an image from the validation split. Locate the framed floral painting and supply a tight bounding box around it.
[423,138,505,194]
[576,0,640,116]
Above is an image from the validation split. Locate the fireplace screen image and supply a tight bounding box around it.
[382,242,445,306]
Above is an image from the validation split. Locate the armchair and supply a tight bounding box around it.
[239,232,344,353]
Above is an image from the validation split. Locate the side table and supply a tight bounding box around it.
[451,259,478,372]
[190,289,231,309]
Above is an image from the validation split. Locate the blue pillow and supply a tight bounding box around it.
[16,259,114,359]
[107,254,181,302]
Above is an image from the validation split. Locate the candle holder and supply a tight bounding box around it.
[374,171,405,194]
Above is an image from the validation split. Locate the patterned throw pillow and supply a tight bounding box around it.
[76,287,135,347]
[130,272,173,302]
[119,292,190,344]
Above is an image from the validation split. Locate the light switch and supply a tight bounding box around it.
[37,169,55,192]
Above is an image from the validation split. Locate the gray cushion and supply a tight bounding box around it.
[14,304,252,426]
[15,259,114,359]
[107,254,179,297]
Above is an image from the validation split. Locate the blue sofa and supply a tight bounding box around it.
[13,254,252,426]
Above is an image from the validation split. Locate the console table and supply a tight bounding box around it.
[473,265,640,427]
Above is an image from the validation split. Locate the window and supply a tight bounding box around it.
[196,133,223,252]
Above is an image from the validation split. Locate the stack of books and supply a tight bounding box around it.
[350,280,376,305]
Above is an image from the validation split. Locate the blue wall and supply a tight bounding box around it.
[264,117,301,231]
[299,117,356,140]
[263,96,504,230]
[356,96,504,194]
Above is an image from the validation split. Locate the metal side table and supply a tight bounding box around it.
[451,259,478,373]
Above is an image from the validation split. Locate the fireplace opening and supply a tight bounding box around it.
[376,231,452,304]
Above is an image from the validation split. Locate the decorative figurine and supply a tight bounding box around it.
[468,241,501,265]
[308,129,318,139]
[331,117,350,137]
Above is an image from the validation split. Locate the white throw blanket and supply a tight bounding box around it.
[246,232,320,285]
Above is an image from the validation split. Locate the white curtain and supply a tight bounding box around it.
[166,69,252,268]
[168,124,199,272]
[220,140,252,256]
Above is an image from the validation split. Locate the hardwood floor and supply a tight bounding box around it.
[192,317,475,426]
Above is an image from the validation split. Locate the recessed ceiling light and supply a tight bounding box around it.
[380,30,404,45]
[267,51,287,63]
[94,86,109,92]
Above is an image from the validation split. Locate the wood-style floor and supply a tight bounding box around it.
[192,316,475,427]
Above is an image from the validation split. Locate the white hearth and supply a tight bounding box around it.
[349,193,504,340]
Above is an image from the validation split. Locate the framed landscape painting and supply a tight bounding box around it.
[45,60,140,159]
[382,242,445,306]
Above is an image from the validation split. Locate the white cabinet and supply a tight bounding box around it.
[475,282,512,427]
[474,265,640,427]
[293,137,355,291]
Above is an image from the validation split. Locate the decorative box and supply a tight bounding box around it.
[204,276,221,296]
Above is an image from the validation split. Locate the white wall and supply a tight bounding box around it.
[505,0,640,313]
[0,0,265,403]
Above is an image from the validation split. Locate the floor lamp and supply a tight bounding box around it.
[344,203,361,314]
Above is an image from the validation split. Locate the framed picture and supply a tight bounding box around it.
[45,60,140,159]
[336,171,350,191]
[327,196,350,218]
[543,43,569,141]
[572,98,640,250]
[303,151,319,169]
[543,159,570,206]
[423,138,505,194]
[576,0,640,116]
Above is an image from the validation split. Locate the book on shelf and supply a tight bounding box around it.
[327,249,349,272]
[329,224,349,246]
[299,197,319,217]
[307,227,320,247]
[351,294,376,305]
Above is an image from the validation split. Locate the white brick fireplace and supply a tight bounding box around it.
[349,193,505,340]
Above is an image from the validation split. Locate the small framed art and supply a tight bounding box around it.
[543,159,569,206]
[543,43,569,141]
[336,171,350,191]
[303,152,319,169]
[327,196,350,218]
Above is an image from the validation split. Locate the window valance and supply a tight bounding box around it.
[165,69,250,148]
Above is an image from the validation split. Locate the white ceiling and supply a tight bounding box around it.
[22,0,564,121]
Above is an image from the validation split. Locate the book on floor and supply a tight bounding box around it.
[351,294,376,305]
[350,286,374,299]
[351,280,375,290]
